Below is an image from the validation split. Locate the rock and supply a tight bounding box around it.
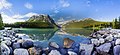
[79,43,94,55]
[14,48,29,55]
[28,47,42,55]
[3,40,12,46]
[59,48,67,55]
[49,42,59,49]
[96,43,111,54]
[114,45,120,55]
[22,40,34,49]
[12,42,21,49]
[48,50,61,55]
[0,43,10,55]
[115,39,120,45]
[63,38,74,48]
[9,47,13,55]
[105,34,113,41]
[17,39,24,43]
[3,37,11,41]
[91,39,99,46]
[33,41,42,48]
[99,38,105,44]
[68,51,77,55]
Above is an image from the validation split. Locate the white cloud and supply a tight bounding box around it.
[1,12,38,23]
[0,0,12,10]
[60,0,70,7]
[24,3,33,9]
[54,10,59,13]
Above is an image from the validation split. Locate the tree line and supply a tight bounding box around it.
[112,17,120,29]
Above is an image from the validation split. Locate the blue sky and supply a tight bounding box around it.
[0,0,120,23]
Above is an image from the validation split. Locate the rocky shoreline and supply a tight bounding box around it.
[0,28,120,55]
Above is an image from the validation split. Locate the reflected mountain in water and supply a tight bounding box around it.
[64,29,93,37]
[18,28,58,41]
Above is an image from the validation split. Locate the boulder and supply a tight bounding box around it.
[68,51,77,55]
[14,48,29,55]
[48,50,61,55]
[22,40,34,49]
[63,38,74,48]
[59,48,67,55]
[28,47,42,55]
[49,42,59,49]
[91,39,99,46]
[105,34,113,41]
[99,38,105,44]
[0,43,10,55]
[115,39,120,45]
[12,42,21,49]
[114,45,120,55]
[3,40,12,46]
[96,43,111,54]
[79,43,94,55]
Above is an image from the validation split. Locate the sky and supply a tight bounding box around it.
[0,0,120,23]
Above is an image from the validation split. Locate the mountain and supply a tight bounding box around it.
[63,18,111,28]
[0,14,4,29]
[10,14,60,28]
[27,14,60,28]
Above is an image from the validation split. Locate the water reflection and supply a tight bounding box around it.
[15,28,92,47]
[18,28,58,40]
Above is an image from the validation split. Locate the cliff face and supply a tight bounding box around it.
[27,14,60,28]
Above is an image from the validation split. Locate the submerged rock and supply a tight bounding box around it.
[48,50,61,55]
[96,43,111,54]
[28,47,42,55]
[49,42,59,49]
[63,38,74,48]
[14,48,29,55]
[79,43,94,55]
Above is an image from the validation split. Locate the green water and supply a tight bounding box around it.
[13,28,93,47]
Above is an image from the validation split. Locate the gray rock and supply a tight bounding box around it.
[96,43,111,54]
[12,43,21,49]
[14,48,29,55]
[91,39,99,46]
[114,45,120,55]
[68,51,77,55]
[99,38,105,44]
[48,50,61,55]
[105,34,113,41]
[80,43,94,55]
[0,43,10,55]
[49,42,59,48]
[3,40,12,46]
[115,39,120,45]
[22,40,34,49]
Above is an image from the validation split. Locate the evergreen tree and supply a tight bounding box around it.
[112,19,115,29]
[0,14,3,29]
[115,18,118,29]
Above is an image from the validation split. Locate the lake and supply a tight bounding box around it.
[13,28,93,47]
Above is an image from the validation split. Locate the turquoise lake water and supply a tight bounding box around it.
[14,28,92,47]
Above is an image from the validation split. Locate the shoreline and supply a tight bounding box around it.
[0,28,120,55]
